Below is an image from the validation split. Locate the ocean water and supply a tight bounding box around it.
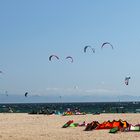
[0,102,140,113]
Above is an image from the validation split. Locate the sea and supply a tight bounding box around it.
[0,102,140,114]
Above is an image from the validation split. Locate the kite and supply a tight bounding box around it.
[49,55,59,61]
[66,56,73,63]
[84,46,95,53]
[101,42,114,49]
[125,77,131,85]
[25,92,28,97]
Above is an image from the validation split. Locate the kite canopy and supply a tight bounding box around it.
[84,46,95,53]
[25,92,28,97]
[65,56,73,63]
[101,42,114,49]
[125,76,131,85]
[49,55,59,61]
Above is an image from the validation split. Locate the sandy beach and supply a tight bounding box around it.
[0,113,140,140]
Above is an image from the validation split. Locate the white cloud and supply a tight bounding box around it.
[85,88,121,94]
[45,86,123,96]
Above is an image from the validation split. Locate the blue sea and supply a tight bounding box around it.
[0,102,140,113]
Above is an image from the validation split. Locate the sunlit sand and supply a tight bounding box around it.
[0,113,140,140]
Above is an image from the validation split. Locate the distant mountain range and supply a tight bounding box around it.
[0,94,140,103]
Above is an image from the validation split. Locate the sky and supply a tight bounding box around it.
[0,0,140,102]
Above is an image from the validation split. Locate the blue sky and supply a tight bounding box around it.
[0,0,140,102]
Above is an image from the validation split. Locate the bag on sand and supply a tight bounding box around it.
[62,120,74,128]
[109,127,119,134]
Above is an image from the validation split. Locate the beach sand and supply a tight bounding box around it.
[0,113,140,140]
